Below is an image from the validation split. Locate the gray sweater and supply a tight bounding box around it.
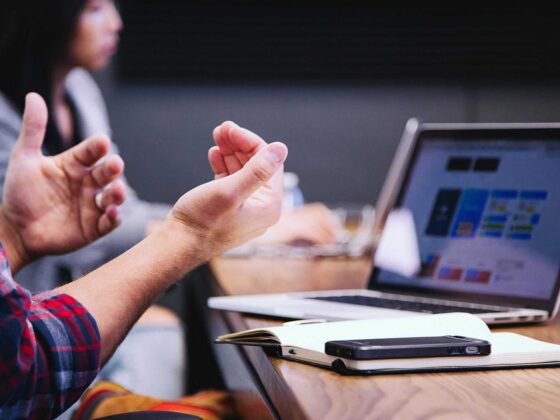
[0,68,171,291]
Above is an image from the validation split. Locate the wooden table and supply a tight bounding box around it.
[187,257,560,420]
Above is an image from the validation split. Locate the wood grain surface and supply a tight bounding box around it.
[210,257,560,420]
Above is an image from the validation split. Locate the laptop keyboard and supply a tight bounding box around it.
[308,295,503,314]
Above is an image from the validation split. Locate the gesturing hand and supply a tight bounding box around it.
[168,121,288,258]
[209,122,339,246]
[1,93,126,270]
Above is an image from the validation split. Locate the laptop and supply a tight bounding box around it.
[209,119,560,324]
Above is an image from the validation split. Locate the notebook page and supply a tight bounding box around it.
[270,312,491,353]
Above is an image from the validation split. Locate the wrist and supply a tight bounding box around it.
[154,218,215,279]
[0,206,31,273]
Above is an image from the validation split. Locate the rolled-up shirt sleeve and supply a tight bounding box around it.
[0,243,100,419]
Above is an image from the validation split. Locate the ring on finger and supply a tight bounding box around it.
[95,191,104,210]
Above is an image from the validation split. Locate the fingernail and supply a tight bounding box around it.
[266,142,288,163]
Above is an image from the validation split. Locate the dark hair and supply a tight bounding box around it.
[0,0,87,153]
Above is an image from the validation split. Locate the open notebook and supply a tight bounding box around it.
[216,313,560,374]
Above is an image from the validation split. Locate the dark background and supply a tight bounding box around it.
[95,4,560,207]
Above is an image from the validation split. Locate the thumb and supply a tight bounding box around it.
[16,93,48,154]
[222,142,288,204]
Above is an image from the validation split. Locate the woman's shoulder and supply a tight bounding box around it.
[66,68,106,111]
[66,68,112,138]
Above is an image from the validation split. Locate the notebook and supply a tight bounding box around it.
[216,313,560,374]
[209,120,560,324]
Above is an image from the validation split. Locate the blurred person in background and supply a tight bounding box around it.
[0,0,338,287]
[0,0,338,408]
[0,0,185,403]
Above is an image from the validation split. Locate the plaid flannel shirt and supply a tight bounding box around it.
[0,243,101,419]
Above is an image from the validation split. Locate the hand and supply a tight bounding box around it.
[1,93,126,270]
[208,120,267,178]
[167,122,288,258]
[60,122,286,363]
[209,122,338,246]
[255,203,340,245]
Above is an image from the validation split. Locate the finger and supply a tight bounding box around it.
[208,146,228,178]
[305,221,336,244]
[212,125,231,154]
[65,135,111,167]
[98,180,127,209]
[221,142,288,205]
[314,224,337,243]
[221,121,267,154]
[90,154,125,188]
[215,121,267,174]
[234,150,250,166]
[214,123,243,174]
[97,205,121,236]
[306,205,340,237]
[288,217,336,244]
[16,93,48,153]
[222,153,243,175]
[295,229,331,245]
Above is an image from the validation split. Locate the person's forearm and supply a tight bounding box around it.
[58,221,205,363]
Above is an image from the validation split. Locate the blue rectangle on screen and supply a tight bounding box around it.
[482,231,503,238]
[520,191,548,200]
[508,233,532,240]
[451,189,489,238]
[491,190,518,199]
[485,215,508,223]
[531,214,541,224]
[425,189,462,236]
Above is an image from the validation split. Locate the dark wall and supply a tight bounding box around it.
[94,4,560,206]
[97,73,560,207]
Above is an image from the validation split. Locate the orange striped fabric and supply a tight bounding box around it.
[73,381,235,420]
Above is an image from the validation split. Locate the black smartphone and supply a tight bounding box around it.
[324,335,491,360]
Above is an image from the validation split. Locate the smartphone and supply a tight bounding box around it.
[324,335,491,360]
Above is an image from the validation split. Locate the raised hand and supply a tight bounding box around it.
[208,121,339,247]
[1,93,126,270]
[59,123,287,364]
[256,202,340,245]
[169,123,288,258]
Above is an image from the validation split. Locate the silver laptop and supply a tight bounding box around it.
[209,120,560,324]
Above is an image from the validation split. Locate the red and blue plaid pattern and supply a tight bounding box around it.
[0,243,101,419]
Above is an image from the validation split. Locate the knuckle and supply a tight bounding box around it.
[251,161,273,183]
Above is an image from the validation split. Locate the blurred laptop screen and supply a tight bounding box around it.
[375,136,560,302]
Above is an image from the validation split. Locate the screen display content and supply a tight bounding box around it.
[375,136,560,303]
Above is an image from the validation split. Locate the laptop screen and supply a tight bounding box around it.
[373,127,560,310]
